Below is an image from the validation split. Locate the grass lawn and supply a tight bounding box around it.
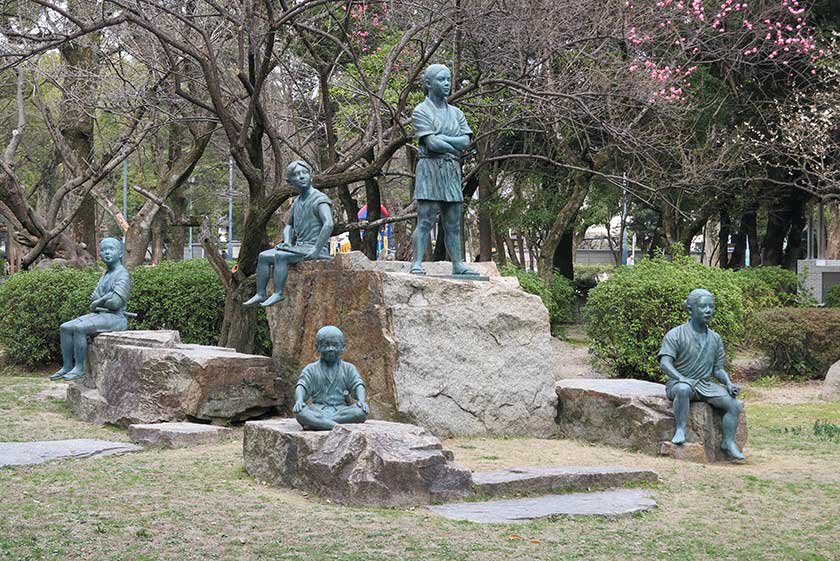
[1,373,838,561]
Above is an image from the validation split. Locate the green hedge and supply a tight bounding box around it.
[752,308,840,379]
[734,266,810,308]
[0,260,271,366]
[500,264,574,332]
[585,255,744,381]
[825,284,840,308]
[573,264,614,300]
[0,267,99,365]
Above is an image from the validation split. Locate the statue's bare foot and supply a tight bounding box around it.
[260,293,286,307]
[62,368,85,381]
[50,368,69,381]
[721,441,744,461]
[671,428,686,445]
[410,265,426,275]
[242,294,267,307]
[452,265,479,276]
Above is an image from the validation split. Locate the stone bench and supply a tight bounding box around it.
[67,330,285,426]
[555,378,747,463]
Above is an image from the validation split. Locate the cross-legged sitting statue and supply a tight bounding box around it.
[293,325,369,431]
[243,160,334,308]
[658,288,745,460]
[51,237,131,382]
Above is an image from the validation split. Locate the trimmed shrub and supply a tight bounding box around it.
[130,260,226,346]
[0,259,272,366]
[585,255,744,381]
[0,267,99,365]
[499,264,574,332]
[751,308,840,380]
[735,266,809,307]
[825,284,840,308]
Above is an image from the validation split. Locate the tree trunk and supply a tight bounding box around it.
[150,213,165,264]
[825,203,840,260]
[783,194,807,270]
[744,208,759,266]
[168,184,187,261]
[719,210,731,268]
[537,174,589,284]
[361,148,382,260]
[494,229,507,267]
[477,156,493,262]
[552,228,574,280]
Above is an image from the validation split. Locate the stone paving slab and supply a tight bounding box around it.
[128,422,235,448]
[428,488,656,523]
[470,466,659,497]
[0,439,142,467]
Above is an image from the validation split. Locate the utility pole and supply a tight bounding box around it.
[228,156,234,259]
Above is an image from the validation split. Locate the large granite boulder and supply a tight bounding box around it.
[555,379,748,463]
[243,418,471,507]
[266,252,557,438]
[67,330,285,426]
[821,360,840,400]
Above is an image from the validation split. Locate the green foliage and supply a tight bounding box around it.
[585,255,744,381]
[500,264,574,332]
[0,260,272,367]
[813,420,840,443]
[130,260,226,346]
[0,268,99,365]
[735,266,805,307]
[825,284,840,307]
[751,308,840,380]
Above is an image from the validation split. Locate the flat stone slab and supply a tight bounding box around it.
[429,488,656,523]
[0,439,142,467]
[128,422,234,448]
[471,466,659,497]
[66,330,285,426]
[556,378,747,463]
[244,418,471,507]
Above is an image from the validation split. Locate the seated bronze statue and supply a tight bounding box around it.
[658,288,744,460]
[243,160,334,308]
[51,237,132,382]
[293,325,368,431]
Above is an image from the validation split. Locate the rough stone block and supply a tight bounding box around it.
[67,330,285,426]
[555,379,747,463]
[243,418,472,507]
[128,422,235,448]
[266,252,558,438]
[821,360,840,400]
[470,466,659,497]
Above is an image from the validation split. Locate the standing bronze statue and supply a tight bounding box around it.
[410,64,478,276]
[51,237,131,381]
[243,160,334,307]
[293,326,369,431]
[658,288,745,460]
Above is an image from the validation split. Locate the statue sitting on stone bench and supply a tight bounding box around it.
[244,160,334,308]
[51,237,132,382]
[293,326,369,431]
[658,288,745,460]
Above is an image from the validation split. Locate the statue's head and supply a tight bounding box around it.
[684,288,715,326]
[421,63,451,97]
[286,160,312,190]
[99,237,122,265]
[315,325,345,362]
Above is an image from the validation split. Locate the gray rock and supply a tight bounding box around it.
[555,378,748,463]
[821,360,840,400]
[66,330,285,426]
[428,488,657,523]
[0,439,142,467]
[128,422,235,448]
[471,466,659,497]
[243,418,472,507]
[266,252,558,438]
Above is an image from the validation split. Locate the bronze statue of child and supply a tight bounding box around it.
[243,160,334,307]
[658,288,744,460]
[293,325,369,431]
[51,237,131,381]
